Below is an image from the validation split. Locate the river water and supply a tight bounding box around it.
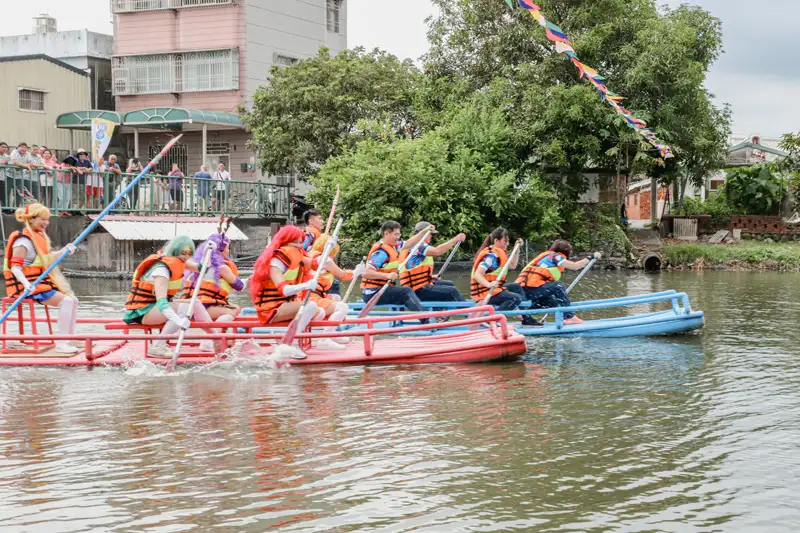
[1,271,799,532]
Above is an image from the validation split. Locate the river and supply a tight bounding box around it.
[1,271,799,532]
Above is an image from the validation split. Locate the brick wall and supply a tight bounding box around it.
[730,215,800,235]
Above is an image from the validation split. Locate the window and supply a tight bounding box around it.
[326,0,341,33]
[19,89,44,112]
[274,55,298,67]
[113,49,238,96]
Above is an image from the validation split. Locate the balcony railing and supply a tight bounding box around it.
[0,166,289,219]
[112,0,235,14]
[113,49,239,96]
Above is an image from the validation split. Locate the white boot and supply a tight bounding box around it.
[322,302,350,344]
[276,302,320,360]
[56,296,79,352]
[199,340,216,353]
[316,338,346,350]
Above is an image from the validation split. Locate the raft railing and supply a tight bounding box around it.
[0,305,513,362]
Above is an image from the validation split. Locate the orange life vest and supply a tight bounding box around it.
[124,254,187,310]
[516,251,566,288]
[254,246,305,316]
[3,228,60,298]
[470,247,509,302]
[303,251,354,301]
[399,248,434,291]
[361,241,401,291]
[178,259,239,306]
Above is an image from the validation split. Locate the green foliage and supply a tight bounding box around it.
[677,194,732,227]
[724,164,785,215]
[664,242,800,270]
[241,47,422,179]
[310,97,561,259]
[570,204,633,257]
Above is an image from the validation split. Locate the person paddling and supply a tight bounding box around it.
[250,225,322,359]
[399,221,466,302]
[470,227,528,313]
[179,233,246,325]
[361,221,432,314]
[304,234,365,349]
[3,203,79,354]
[516,239,601,325]
[301,209,323,252]
[123,235,219,357]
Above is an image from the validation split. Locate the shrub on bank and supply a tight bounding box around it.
[664,242,800,270]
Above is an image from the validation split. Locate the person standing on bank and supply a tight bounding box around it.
[212,163,231,211]
[516,239,601,325]
[399,221,466,302]
[360,221,432,313]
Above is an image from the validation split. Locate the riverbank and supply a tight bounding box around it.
[664,242,800,271]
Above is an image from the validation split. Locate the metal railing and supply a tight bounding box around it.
[0,165,290,219]
[111,0,235,14]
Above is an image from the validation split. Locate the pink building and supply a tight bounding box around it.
[93,0,347,183]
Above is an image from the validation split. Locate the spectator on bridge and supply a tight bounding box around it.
[194,164,213,213]
[0,142,9,206]
[39,148,58,208]
[213,163,231,211]
[168,163,184,211]
[126,158,144,212]
[9,143,34,207]
[57,155,77,214]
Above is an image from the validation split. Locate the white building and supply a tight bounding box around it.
[0,15,115,110]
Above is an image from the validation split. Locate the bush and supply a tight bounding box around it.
[677,194,732,227]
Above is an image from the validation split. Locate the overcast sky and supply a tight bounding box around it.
[0,0,794,137]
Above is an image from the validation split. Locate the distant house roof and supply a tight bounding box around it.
[0,54,89,77]
[728,141,788,158]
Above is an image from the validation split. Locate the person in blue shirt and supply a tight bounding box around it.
[516,239,601,325]
[399,221,466,302]
[360,220,431,314]
[194,165,213,212]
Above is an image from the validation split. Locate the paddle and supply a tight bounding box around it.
[324,184,340,235]
[165,240,216,372]
[436,241,461,278]
[539,256,597,323]
[358,229,431,319]
[0,135,184,326]
[279,217,344,346]
[341,256,367,303]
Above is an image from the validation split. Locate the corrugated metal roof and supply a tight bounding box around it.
[98,220,249,241]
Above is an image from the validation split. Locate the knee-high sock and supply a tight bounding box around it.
[289,302,320,346]
[57,296,78,336]
[189,300,216,333]
[154,303,189,347]
[324,302,349,333]
[215,314,235,339]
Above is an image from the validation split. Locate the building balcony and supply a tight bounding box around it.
[111,0,236,14]
[112,49,239,96]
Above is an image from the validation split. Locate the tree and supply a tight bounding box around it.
[309,95,561,258]
[425,0,731,192]
[241,47,422,180]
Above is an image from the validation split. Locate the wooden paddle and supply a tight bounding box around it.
[279,217,344,346]
[324,184,340,235]
[358,229,431,319]
[165,240,216,373]
[341,256,367,303]
[436,241,461,278]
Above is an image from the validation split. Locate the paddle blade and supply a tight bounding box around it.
[358,284,387,318]
[279,315,303,346]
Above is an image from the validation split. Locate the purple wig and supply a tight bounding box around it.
[185,233,231,288]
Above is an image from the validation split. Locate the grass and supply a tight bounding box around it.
[663,241,800,270]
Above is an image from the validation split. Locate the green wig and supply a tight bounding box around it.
[162,235,195,257]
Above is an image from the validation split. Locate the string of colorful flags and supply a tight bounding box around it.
[506,0,674,159]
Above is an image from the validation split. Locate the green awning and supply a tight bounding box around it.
[122,107,244,128]
[56,110,123,129]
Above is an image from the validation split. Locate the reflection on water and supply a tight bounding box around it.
[1,271,800,531]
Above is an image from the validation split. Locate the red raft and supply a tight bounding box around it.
[0,306,526,367]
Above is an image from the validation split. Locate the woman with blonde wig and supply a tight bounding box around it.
[3,203,79,354]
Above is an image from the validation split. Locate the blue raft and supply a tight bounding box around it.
[240,290,705,338]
